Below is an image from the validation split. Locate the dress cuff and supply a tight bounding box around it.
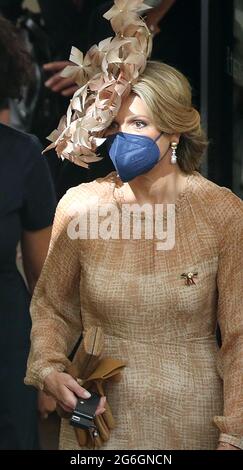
[24,364,66,390]
[219,433,243,449]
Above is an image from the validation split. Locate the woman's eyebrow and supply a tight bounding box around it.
[125,115,150,121]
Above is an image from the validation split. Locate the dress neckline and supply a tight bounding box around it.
[113,171,198,219]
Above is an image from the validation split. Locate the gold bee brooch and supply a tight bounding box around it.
[181,272,198,286]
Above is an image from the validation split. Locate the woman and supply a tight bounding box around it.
[25,60,243,450]
[0,15,57,449]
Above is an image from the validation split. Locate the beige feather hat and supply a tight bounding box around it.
[45,0,153,168]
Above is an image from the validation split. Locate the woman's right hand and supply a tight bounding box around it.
[43,370,106,415]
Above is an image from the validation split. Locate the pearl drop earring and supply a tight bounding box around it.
[171,142,178,164]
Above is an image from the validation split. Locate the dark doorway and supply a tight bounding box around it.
[201,0,243,198]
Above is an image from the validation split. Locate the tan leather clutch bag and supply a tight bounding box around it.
[58,326,126,449]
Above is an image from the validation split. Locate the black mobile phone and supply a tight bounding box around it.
[70,392,101,436]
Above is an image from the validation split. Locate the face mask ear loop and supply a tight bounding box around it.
[154,131,164,143]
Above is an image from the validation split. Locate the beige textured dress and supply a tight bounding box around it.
[25,170,243,450]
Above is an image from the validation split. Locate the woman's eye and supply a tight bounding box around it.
[133,120,147,128]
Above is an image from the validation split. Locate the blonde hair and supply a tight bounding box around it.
[132,61,208,173]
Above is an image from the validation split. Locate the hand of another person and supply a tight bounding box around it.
[43,370,106,415]
[217,442,240,450]
[38,390,57,419]
[144,8,162,36]
[43,61,78,97]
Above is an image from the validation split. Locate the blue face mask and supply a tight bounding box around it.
[106,131,163,182]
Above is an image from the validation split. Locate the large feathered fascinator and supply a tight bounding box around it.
[45,0,153,168]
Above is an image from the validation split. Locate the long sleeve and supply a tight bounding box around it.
[24,187,83,390]
[213,194,243,447]
[20,135,56,230]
